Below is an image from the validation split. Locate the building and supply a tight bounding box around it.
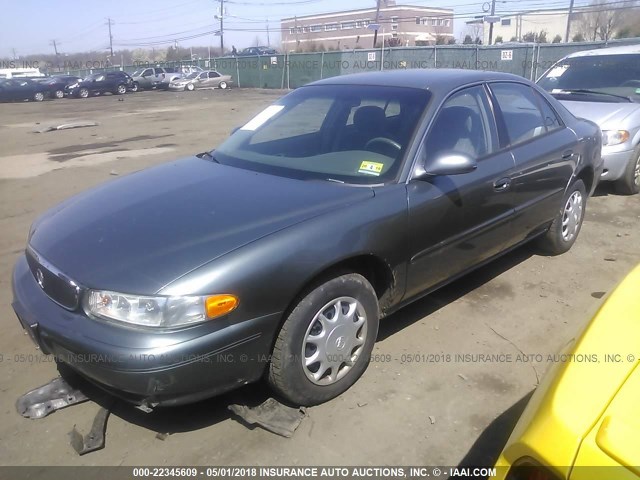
[281,2,454,51]
[466,6,596,44]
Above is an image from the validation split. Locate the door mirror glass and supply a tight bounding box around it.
[424,153,477,176]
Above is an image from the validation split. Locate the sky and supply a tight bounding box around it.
[0,0,590,58]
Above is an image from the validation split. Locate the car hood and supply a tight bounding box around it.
[28,157,373,294]
[560,100,640,129]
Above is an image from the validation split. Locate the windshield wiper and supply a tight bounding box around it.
[556,89,632,102]
[198,150,220,163]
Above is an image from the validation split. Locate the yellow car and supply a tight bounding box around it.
[495,264,640,480]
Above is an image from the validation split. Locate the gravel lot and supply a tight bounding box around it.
[0,89,639,468]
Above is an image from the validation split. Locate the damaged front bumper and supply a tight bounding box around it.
[12,254,282,407]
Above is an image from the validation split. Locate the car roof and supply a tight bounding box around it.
[566,44,640,58]
[309,68,527,91]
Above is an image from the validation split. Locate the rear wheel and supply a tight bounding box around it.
[537,179,586,255]
[115,84,127,95]
[614,147,640,195]
[219,81,228,89]
[130,82,139,93]
[53,89,64,99]
[33,92,44,102]
[268,273,379,406]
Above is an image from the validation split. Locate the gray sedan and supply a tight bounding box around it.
[12,70,601,409]
[168,70,232,91]
[538,44,640,195]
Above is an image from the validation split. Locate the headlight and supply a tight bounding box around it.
[602,130,630,146]
[85,290,238,328]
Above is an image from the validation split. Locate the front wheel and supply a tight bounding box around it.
[33,92,44,102]
[186,83,195,91]
[268,273,379,406]
[614,147,640,195]
[78,88,89,99]
[537,179,587,255]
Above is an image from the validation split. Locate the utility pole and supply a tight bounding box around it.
[564,0,575,42]
[372,0,381,47]
[106,18,114,57]
[266,19,270,46]
[488,0,497,45]
[50,39,59,55]
[219,0,224,53]
[12,48,17,60]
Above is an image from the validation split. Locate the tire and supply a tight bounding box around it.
[186,83,195,91]
[78,88,89,99]
[614,147,640,195]
[268,273,379,406]
[53,89,64,99]
[33,92,44,102]
[537,179,587,255]
[115,84,127,95]
[219,81,228,89]
[130,82,139,93]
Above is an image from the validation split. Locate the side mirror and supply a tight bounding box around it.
[420,153,478,177]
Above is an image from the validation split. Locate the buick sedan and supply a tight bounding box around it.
[12,70,602,409]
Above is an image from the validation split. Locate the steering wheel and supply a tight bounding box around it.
[364,137,402,152]
[621,80,640,87]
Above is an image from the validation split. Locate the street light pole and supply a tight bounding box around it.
[488,0,496,45]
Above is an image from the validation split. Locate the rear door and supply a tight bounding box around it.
[405,84,517,299]
[488,82,577,242]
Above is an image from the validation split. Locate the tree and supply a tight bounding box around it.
[447,38,456,45]
[463,34,474,44]
[495,35,503,43]
[435,35,447,45]
[552,34,562,43]
[522,31,536,42]
[575,0,635,41]
[572,32,585,42]
[510,36,518,42]
[537,30,548,43]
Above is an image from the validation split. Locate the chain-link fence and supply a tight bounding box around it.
[60,37,640,88]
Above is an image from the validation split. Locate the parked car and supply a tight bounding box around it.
[66,71,137,98]
[131,67,191,90]
[40,75,82,99]
[168,70,232,91]
[12,70,601,409]
[538,44,640,195]
[237,46,277,56]
[156,65,204,90]
[0,78,49,102]
[495,263,640,480]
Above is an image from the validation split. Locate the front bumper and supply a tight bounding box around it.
[12,254,281,406]
[168,84,187,91]
[600,148,635,182]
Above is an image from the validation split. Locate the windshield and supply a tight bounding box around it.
[538,54,640,102]
[132,70,143,77]
[213,84,430,184]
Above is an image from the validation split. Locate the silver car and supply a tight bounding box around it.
[538,45,640,195]
[168,70,232,92]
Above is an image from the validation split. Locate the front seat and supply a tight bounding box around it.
[428,106,478,160]
[350,105,388,150]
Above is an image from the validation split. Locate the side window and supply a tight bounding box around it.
[142,69,152,77]
[491,83,547,145]
[424,85,497,163]
[209,72,220,78]
[250,98,334,144]
[534,91,562,132]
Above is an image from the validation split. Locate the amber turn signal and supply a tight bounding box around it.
[205,294,238,319]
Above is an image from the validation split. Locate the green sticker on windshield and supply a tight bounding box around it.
[636,88,640,95]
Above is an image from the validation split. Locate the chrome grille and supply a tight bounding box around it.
[26,247,81,310]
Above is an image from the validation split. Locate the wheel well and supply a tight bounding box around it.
[285,255,395,315]
[576,167,594,194]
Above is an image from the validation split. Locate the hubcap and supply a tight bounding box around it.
[55,90,64,98]
[118,85,126,94]
[561,190,583,242]
[634,156,640,187]
[302,296,367,385]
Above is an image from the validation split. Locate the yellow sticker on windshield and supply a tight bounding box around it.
[358,161,384,176]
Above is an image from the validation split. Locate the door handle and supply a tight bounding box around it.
[562,150,574,159]
[493,177,511,192]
